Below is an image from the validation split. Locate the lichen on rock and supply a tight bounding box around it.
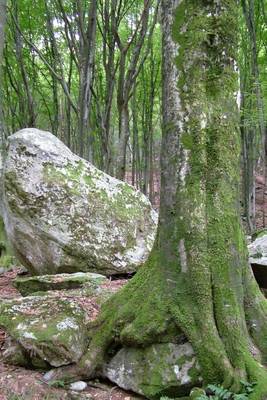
[0,295,88,367]
[103,342,202,399]
[2,128,157,276]
[14,272,107,296]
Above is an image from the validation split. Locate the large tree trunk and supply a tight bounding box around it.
[45,1,267,397]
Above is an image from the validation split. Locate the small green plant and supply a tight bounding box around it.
[195,381,256,400]
[47,379,66,388]
[160,397,175,400]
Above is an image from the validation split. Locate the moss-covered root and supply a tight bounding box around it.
[248,381,267,400]
[245,357,267,400]
[243,267,267,363]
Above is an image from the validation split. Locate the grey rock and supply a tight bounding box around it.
[69,382,88,392]
[103,342,202,399]
[248,234,267,263]
[2,128,157,276]
[14,272,107,296]
[248,235,267,284]
[0,295,88,367]
[1,336,30,367]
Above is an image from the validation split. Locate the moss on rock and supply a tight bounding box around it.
[103,343,202,399]
[0,295,88,367]
[3,128,157,276]
[14,272,107,296]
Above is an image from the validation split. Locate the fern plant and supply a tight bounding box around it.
[159,381,255,400]
[195,381,256,400]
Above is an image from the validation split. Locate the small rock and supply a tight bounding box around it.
[14,272,107,296]
[43,370,55,382]
[0,295,88,368]
[69,381,88,392]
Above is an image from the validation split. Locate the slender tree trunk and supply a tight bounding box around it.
[116,103,130,180]
[78,0,97,159]
[44,2,60,136]
[0,0,13,265]
[13,1,36,128]
[131,88,137,187]
[0,0,6,69]
[66,58,73,150]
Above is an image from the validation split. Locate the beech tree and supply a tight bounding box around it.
[30,0,267,398]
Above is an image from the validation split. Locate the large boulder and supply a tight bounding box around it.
[0,295,88,367]
[2,128,157,276]
[103,343,202,399]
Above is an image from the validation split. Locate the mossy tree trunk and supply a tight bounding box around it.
[48,1,267,397]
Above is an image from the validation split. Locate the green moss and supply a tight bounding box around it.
[83,174,93,185]
[251,228,267,241]
[14,273,107,296]
[181,134,194,150]
[0,296,88,368]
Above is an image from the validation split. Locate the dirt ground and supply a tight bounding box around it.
[0,269,143,400]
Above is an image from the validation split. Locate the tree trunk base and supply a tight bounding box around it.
[43,255,267,399]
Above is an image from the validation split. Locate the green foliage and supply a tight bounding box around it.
[0,254,14,268]
[47,379,66,388]
[159,382,255,400]
[3,0,162,181]
[195,381,256,400]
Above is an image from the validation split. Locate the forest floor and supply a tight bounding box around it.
[0,269,144,400]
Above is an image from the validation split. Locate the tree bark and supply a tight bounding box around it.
[78,0,97,159]
[44,1,267,397]
[12,1,36,128]
[0,0,6,142]
[0,0,13,265]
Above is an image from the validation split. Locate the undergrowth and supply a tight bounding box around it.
[160,381,255,400]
